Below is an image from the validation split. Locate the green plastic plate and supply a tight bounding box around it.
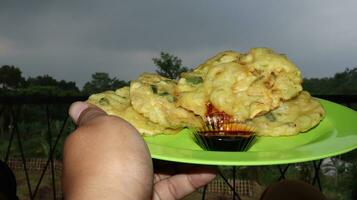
[144,99,357,166]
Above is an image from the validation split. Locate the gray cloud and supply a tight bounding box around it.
[1,0,357,87]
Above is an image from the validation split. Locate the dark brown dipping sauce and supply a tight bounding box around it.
[201,130,252,136]
[195,134,255,151]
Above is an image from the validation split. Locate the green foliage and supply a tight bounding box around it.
[152,52,189,79]
[82,72,129,95]
[26,75,58,87]
[18,85,78,96]
[0,67,80,96]
[23,75,80,96]
[0,119,74,160]
[0,65,26,90]
[303,67,357,95]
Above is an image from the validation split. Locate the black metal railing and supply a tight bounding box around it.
[0,96,87,199]
[0,95,356,200]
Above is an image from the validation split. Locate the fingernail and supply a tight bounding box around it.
[69,101,89,124]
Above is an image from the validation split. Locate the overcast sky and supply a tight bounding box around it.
[1,0,357,88]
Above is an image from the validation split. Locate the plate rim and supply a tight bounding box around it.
[144,99,357,166]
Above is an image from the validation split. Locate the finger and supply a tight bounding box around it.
[153,167,216,200]
[154,174,171,184]
[68,101,88,123]
[153,161,215,183]
[68,101,107,126]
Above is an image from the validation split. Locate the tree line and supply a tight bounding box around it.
[0,52,187,97]
[0,66,128,97]
[303,68,357,95]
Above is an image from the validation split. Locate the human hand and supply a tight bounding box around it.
[63,102,153,199]
[63,102,216,200]
[153,160,216,200]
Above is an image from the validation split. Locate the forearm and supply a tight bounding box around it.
[62,116,153,200]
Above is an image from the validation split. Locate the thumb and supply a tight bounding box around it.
[68,101,107,126]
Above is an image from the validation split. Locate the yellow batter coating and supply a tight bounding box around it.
[176,51,242,117]
[86,47,325,137]
[87,87,179,136]
[87,88,130,114]
[176,48,303,121]
[130,73,203,129]
[247,91,325,136]
[176,76,207,117]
